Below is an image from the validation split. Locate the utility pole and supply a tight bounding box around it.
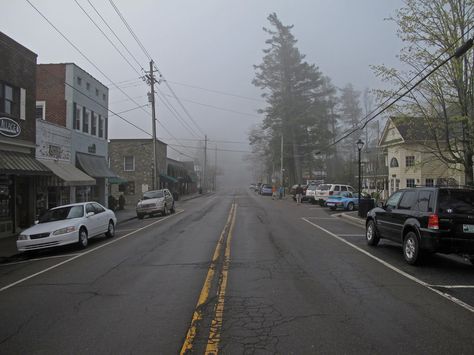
[146,60,158,190]
[203,135,207,192]
[214,144,217,191]
[280,134,284,187]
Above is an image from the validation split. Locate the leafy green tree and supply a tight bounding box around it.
[251,13,335,185]
[372,0,474,185]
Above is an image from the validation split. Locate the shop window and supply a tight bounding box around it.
[119,182,135,195]
[406,156,415,167]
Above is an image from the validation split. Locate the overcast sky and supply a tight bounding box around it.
[2,0,405,183]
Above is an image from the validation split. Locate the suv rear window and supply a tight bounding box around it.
[318,184,331,190]
[438,189,474,214]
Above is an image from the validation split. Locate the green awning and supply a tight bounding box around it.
[159,173,178,183]
[0,151,50,175]
[39,159,95,186]
[76,152,117,178]
[108,176,127,184]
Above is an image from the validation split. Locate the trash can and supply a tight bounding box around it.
[358,198,375,218]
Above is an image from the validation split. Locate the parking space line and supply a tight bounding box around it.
[0,210,184,293]
[0,253,81,267]
[430,285,474,289]
[337,234,366,237]
[302,217,474,313]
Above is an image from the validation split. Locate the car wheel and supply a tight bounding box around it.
[105,220,115,238]
[137,213,144,219]
[163,204,168,216]
[78,228,88,249]
[403,231,421,265]
[366,220,380,246]
[347,202,354,211]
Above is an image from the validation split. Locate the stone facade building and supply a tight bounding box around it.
[109,139,167,206]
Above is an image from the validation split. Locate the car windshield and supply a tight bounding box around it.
[38,205,84,223]
[439,190,474,214]
[143,191,164,199]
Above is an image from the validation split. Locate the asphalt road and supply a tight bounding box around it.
[0,189,473,354]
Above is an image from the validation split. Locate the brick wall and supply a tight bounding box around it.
[0,31,37,144]
[36,64,66,127]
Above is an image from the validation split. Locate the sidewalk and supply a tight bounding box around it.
[0,192,210,260]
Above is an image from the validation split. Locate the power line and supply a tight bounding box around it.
[161,93,261,118]
[168,143,251,154]
[167,80,265,103]
[317,31,474,155]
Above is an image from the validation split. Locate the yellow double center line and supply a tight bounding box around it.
[180,202,237,354]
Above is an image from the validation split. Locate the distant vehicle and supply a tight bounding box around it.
[249,183,257,191]
[313,184,355,205]
[136,189,175,219]
[260,184,273,196]
[305,183,320,203]
[325,191,361,211]
[17,202,116,252]
[366,187,474,265]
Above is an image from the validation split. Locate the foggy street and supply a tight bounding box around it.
[1,190,473,354]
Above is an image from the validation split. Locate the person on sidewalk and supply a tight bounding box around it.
[295,184,303,204]
[271,185,277,200]
[279,185,284,199]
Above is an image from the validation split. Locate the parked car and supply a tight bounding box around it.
[260,184,273,196]
[136,189,175,219]
[17,202,116,252]
[325,191,362,211]
[305,183,319,203]
[366,187,474,265]
[313,183,355,205]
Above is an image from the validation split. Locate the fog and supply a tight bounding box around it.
[2,0,404,188]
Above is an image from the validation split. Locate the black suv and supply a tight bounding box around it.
[366,187,474,265]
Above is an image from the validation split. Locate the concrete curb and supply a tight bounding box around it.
[338,212,366,226]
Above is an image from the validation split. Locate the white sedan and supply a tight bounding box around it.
[17,202,117,252]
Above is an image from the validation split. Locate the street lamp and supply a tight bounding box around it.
[356,139,365,216]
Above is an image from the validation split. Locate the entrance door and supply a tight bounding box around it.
[15,177,30,229]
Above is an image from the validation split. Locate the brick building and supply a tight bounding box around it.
[0,32,50,238]
[109,139,167,206]
[36,63,116,207]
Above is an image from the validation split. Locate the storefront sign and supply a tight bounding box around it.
[0,117,21,137]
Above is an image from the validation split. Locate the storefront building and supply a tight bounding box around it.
[36,63,116,206]
[0,31,50,238]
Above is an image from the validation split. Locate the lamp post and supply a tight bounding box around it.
[356,139,365,215]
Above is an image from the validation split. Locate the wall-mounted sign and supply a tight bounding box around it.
[0,117,21,137]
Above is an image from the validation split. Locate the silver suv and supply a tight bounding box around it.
[136,189,175,219]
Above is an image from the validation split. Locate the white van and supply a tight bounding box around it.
[313,184,355,204]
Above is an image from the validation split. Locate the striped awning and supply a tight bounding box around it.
[38,159,95,186]
[0,151,50,175]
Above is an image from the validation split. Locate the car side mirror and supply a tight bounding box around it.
[377,201,385,208]
[34,220,39,225]
[86,211,95,217]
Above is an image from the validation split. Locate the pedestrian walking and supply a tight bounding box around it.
[272,185,277,200]
[279,185,284,199]
[295,184,303,204]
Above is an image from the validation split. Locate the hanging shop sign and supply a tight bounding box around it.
[0,117,21,137]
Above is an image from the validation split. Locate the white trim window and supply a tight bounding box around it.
[124,156,135,171]
[74,104,82,131]
[406,178,415,188]
[91,112,98,136]
[406,156,415,167]
[36,101,46,120]
[83,109,90,134]
[98,115,104,138]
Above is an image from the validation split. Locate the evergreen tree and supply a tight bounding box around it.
[251,13,335,185]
